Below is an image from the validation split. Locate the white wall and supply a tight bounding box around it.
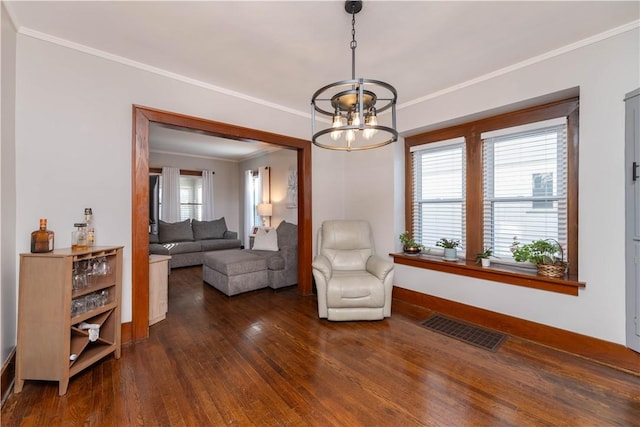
[149,151,241,233]
[1,2,17,365]
[346,28,639,344]
[12,34,326,327]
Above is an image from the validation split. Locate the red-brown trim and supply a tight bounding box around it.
[132,105,312,341]
[392,253,585,296]
[121,322,132,344]
[1,349,16,405]
[392,287,640,376]
[405,97,580,276]
[148,168,207,176]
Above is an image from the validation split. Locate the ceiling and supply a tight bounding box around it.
[5,1,639,159]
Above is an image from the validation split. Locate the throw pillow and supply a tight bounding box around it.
[252,227,279,251]
[192,217,228,240]
[158,219,194,243]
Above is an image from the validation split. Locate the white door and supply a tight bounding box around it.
[625,88,640,353]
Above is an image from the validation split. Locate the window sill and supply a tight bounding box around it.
[390,253,585,296]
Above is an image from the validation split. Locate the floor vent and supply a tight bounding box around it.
[421,314,507,352]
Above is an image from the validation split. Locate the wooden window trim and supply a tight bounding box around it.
[149,167,208,176]
[404,97,583,294]
[391,252,585,296]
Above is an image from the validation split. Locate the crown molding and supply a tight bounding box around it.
[398,20,640,110]
[12,18,639,117]
[17,26,311,120]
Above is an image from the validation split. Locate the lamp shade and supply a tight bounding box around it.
[257,203,273,217]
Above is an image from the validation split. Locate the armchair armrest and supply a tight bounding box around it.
[312,254,333,282]
[224,230,238,239]
[366,255,394,282]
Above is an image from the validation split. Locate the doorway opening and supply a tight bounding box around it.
[132,105,313,341]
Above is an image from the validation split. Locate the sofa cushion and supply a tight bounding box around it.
[203,250,267,276]
[276,220,297,248]
[200,238,242,251]
[192,217,227,240]
[150,241,202,255]
[252,227,279,251]
[158,219,193,243]
[250,250,285,270]
[149,233,159,244]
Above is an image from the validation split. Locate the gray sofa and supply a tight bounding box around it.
[246,220,298,289]
[202,220,298,294]
[149,218,242,269]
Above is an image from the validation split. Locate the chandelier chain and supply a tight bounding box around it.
[350,9,357,79]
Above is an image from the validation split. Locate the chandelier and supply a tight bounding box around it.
[311,0,398,152]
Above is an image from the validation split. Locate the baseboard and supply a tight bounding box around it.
[1,349,16,407]
[393,286,640,376]
[121,321,132,344]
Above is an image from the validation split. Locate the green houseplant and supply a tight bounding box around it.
[399,231,425,254]
[510,238,566,277]
[436,238,460,261]
[475,247,493,267]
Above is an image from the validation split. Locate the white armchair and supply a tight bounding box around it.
[312,220,394,321]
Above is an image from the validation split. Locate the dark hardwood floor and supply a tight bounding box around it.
[3,266,640,426]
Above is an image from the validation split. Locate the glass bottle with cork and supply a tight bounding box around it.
[30,218,55,253]
[85,208,95,246]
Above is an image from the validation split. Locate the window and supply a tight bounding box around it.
[158,174,203,221]
[405,97,579,281]
[482,118,568,261]
[411,137,466,256]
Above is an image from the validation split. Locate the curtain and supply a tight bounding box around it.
[161,167,181,223]
[202,170,215,220]
[244,170,254,247]
[257,166,270,226]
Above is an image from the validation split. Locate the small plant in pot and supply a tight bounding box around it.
[510,238,567,277]
[399,231,425,255]
[436,238,460,261]
[475,247,493,267]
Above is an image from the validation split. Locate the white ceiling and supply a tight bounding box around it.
[5,1,639,159]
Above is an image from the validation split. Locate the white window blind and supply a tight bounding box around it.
[180,176,203,221]
[482,119,568,261]
[158,175,203,221]
[412,137,466,252]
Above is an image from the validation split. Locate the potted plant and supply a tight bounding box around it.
[510,238,566,277]
[475,247,493,267]
[436,238,460,261]
[399,231,425,255]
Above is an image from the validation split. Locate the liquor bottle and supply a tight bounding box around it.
[30,218,54,253]
[85,208,95,246]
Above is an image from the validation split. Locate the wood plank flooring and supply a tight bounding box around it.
[2,266,639,426]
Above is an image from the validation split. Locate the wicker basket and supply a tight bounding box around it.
[536,263,566,278]
[536,241,566,278]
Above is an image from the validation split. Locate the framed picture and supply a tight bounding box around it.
[252,226,259,235]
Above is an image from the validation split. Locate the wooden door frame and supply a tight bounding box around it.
[131,105,313,341]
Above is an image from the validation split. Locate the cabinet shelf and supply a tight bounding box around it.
[15,246,123,396]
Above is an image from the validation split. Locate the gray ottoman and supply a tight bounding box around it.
[203,250,268,296]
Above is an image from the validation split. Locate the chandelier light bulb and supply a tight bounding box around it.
[330,114,346,141]
[346,129,356,144]
[351,110,361,127]
[363,110,378,140]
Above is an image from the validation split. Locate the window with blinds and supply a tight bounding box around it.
[158,175,203,221]
[482,118,568,262]
[411,137,466,253]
